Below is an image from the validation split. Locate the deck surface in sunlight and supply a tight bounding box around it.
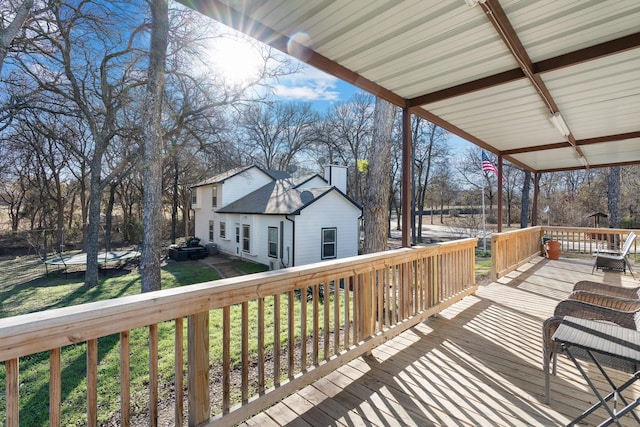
[241,255,640,426]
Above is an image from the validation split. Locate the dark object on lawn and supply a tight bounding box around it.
[168,245,208,261]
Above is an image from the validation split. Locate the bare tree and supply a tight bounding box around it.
[318,92,373,202]
[140,0,169,293]
[240,101,318,170]
[362,98,395,253]
[520,169,531,228]
[411,118,449,242]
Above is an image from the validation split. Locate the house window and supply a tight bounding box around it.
[235,225,240,243]
[211,186,217,208]
[322,228,337,259]
[242,224,251,253]
[219,221,226,239]
[208,220,214,241]
[191,190,197,205]
[268,227,278,258]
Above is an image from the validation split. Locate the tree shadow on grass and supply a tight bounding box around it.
[17,333,122,426]
[0,267,140,318]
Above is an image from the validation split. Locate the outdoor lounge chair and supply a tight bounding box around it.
[592,231,637,279]
[572,280,640,299]
[542,293,640,404]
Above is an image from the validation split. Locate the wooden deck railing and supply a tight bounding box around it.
[0,239,477,427]
[491,225,640,280]
[491,226,543,280]
[541,226,639,260]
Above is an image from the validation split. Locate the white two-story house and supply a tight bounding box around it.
[191,165,362,269]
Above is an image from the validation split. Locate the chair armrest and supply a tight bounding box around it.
[568,291,640,310]
[554,299,638,329]
[572,281,639,299]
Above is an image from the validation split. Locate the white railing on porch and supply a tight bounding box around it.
[1,239,477,427]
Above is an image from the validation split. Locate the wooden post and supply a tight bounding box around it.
[401,106,412,247]
[532,173,539,226]
[50,348,61,427]
[6,358,18,427]
[188,311,210,426]
[497,154,503,232]
[360,272,373,338]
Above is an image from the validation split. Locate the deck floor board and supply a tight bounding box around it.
[245,256,640,426]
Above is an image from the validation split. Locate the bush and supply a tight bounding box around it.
[621,216,633,229]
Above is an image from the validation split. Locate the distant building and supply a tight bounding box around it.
[191,165,361,269]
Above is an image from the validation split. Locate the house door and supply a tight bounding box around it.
[235,224,240,255]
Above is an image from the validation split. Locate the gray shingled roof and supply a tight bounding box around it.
[191,165,291,188]
[216,176,356,215]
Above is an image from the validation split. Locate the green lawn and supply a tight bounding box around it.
[0,257,325,425]
[0,258,223,425]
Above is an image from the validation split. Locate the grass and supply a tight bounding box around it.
[236,260,269,274]
[0,257,222,426]
[475,257,492,281]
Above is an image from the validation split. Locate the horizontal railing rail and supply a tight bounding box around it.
[1,239,477,427]
[491,226,543,280]
[541,226,639,260]
[491,226,640,280]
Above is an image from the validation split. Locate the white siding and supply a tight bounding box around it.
[297,176,327,189]
[293,191,360,266]
[213,213,238,256]
[220,168,272,206]
[244,216,293,269]
[193,167,273,246]
[193,198,208,243]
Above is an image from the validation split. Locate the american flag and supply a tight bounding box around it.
[482,151,499,176]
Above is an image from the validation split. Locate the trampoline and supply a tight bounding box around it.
[44,250,140,266]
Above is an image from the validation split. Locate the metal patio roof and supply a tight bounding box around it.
[179,0,640,173]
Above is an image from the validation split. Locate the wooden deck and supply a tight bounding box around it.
[242,255,640,426]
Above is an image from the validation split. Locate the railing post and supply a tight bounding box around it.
[491,234,498,282]
[188,311,210,426]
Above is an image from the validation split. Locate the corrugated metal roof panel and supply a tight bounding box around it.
[185,0,640,172]
[509,0,640,60]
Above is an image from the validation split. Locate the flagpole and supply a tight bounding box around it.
[482,184,487,252]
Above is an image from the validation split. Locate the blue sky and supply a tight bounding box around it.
[271,63,358,110]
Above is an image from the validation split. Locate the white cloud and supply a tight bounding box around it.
[274,64,341,102]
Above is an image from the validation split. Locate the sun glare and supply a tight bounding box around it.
[209,35,265,86]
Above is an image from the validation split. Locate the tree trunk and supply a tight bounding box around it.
[105,183,117,252]
[140,0,169,293]
[362,98,395,254]
[80,173,88,252]
[608,166,621,247]
[520,170,531,228]
[84,168,104,288]
[171,152,178,244]
[0,0,33,76]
